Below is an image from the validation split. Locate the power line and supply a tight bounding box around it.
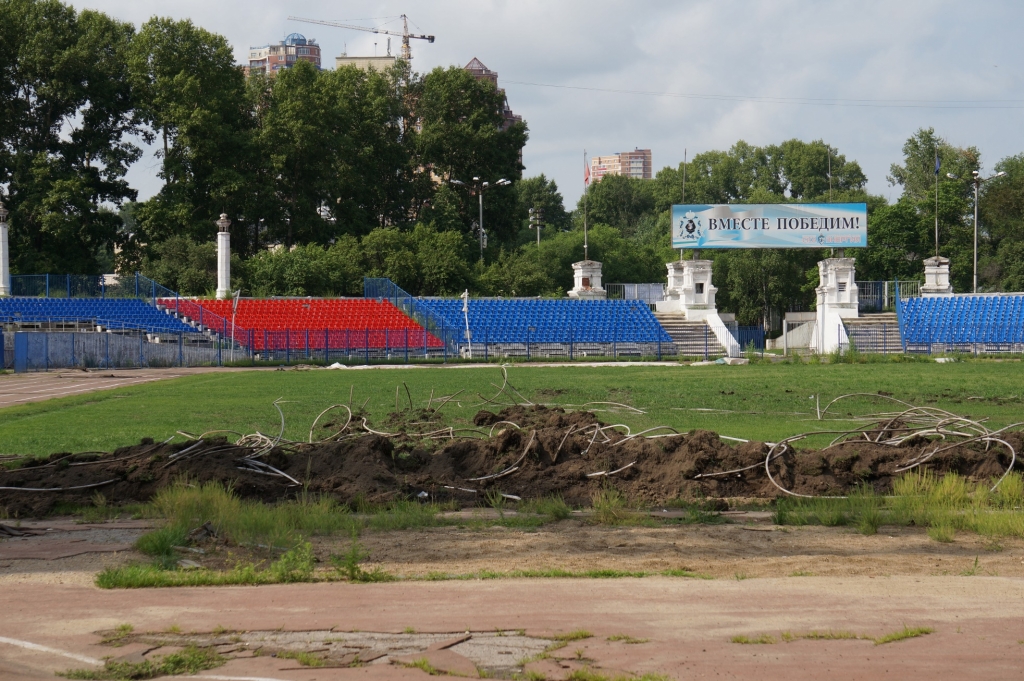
[502,80,1024,110]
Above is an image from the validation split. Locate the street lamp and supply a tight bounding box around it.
[948,171,1006,293]
[450,176,511,260]
[0,200,9,297]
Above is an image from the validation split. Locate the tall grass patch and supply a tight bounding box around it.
[775,471,1024,540]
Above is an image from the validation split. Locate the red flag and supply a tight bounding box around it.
[584,160,591,186]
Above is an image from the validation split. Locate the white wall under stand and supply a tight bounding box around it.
[813,257,859,354]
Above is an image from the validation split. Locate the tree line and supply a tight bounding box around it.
[2,1,1023,328]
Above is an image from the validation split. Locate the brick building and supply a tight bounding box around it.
[590,149,652,183]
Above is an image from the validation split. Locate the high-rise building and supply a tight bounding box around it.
[590,149,652,183]
[245,33,322,77]
[463,58,522,131]
[335,55,397,71]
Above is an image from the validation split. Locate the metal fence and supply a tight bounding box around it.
[606,283,665,306]
[1,329,227,371]
[363,278,462,353]
[10,273,178,302]
[857,280,922,312]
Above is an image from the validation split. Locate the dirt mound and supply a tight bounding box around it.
[1,406,1020,517]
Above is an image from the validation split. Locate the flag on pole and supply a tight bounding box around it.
[934,153,940,175]
[584,158,591,186]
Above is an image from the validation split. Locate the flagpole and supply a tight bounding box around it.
[934,150,939,257]
[583,149,589,261]
[680,148,686,262]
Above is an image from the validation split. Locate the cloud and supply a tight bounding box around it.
[78,0,1024,207]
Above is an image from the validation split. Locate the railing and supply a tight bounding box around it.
[156,297,248,349]
[606,283,666,305]
[856,280,922,312]
[9,273,178,302]
[363,278,461,353]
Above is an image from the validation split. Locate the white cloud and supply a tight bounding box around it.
[77,0,1024,207]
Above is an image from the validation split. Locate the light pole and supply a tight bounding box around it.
[0,201,9,297]
[529,207,544,248]
[451,177,511,260]
[949,171,1006,293]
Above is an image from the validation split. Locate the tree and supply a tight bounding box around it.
[0,0,140,274]
[411,66,527,248]
[576,174,655,235]
[128,16,252,250]
[514,174,570,245]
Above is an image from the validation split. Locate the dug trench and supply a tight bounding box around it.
[1,405,1020,518]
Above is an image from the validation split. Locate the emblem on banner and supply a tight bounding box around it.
[678,211,702,241]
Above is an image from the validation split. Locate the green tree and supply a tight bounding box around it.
[240,237,365,297]
[576,174,655,235]
[411,66,527,248]
[514,174,570,246]
[128,16,252,250]
[0,0,140,274]
[141,235,240,295]
[478,249,557,297]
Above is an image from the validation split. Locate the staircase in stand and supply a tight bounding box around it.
[653,313,726,358]
[844,313,902,353]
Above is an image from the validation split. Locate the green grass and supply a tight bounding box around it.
[733,627,933,646]
[58,644,224,679]
[873,626,934,645]
[606,634,649,644]
[3,363,1024,455]
[277,650,327,667]
[776,471,1024,540]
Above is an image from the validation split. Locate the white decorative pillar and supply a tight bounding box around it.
[0,201,10,297]
[215,213,231,300]
[920,256,954,297]
[814,257,859,353]
[655,259,716,319]
[567,259,606,299]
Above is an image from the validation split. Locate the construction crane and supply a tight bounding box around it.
[287,14,434,62]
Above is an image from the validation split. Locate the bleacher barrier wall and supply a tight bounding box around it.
[1,329,227,371]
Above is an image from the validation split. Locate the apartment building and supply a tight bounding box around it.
[464,58,523,131]
[246,33,322,77]
[590,149,652,183]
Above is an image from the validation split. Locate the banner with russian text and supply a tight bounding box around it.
[671,203,867,249]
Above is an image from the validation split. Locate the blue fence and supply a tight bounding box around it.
[10,273,178,302]
[1,329,226,371]
[363,278,461,354]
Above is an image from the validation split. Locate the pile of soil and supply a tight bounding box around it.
[1,405,1020,517]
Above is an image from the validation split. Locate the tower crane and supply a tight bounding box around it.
[287,14,434,62]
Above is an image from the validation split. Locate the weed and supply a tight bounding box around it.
[960,556,980,576]
[552,630,593,642]
[789,570,814,577]
[402,658,442,675]
[277,650,326,667]
[801,630,860,641]
[166,624,181,634]
[403,626,417,634]
[58,644,224,679]
[574,648,586,659]
[329,529,396,582]
[928,523,956,543]
[734,572,749,581]
[606,634,649,644]
[519,495,572,521]
[211,625,228,635]
[269,541,316,583]
[484,488,507,517]
[591,488,633,525]
[873,626,934,645]
[731,634,776,644]
[99,624,134,647]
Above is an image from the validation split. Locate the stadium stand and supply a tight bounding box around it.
[415,298,673,344]
[165,298,443,351]
[899,295,1024,351]
[0,297,195,334]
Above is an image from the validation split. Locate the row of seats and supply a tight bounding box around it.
[416,298,673,344]
[0,297,195,334]
[160,298,443,351]
[901,295,1024,343]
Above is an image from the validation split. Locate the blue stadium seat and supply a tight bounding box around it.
[900,295,1024,345]
[415,298,672,344]
[0,297,195,334]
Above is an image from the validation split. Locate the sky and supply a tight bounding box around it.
[77,0,1024,207]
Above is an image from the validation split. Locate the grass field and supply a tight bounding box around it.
[1,361,1022,455]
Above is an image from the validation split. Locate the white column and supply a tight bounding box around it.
[655,259,716,319]
[0,201,9,297]
[0,225,8,296]
[814,257,859,353]
[215,213,231,300]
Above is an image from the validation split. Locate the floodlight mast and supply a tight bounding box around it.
[450,177,510,261]
[288,14,434,61]
[947,170,1007,292]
